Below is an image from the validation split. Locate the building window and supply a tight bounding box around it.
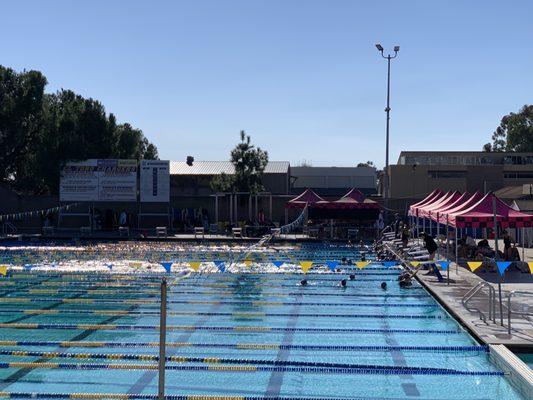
[428,170,467,179]
[504,172,533,179]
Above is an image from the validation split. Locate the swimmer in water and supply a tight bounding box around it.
[340,279,347,288]
[381,282,387,290]
[300,279,308,286]
[349,274,355,280]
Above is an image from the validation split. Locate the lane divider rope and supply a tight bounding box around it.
[0,323,460,334]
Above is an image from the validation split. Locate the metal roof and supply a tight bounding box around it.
[170,161,289,175]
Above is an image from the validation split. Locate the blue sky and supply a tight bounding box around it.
[2,1,532,167]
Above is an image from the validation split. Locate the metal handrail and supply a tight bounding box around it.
[461,282,496,323]
[1,222,17,235]
[507,290,533,334]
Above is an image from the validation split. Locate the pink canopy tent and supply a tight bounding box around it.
[326,188,380,209]
[447,192,533,228]
[418,191,460,219]
[428,192,471,223]
[429,192,483,224]
[408,189,444,217]
[285,188,328,209]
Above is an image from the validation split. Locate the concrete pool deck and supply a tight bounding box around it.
[416,264,533,348]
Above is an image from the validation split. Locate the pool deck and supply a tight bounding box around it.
[416,262,533,349]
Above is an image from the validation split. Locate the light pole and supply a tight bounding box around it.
[375,44,399,203]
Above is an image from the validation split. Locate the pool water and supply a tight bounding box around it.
[0,243,526,399]
[516,353,533,369]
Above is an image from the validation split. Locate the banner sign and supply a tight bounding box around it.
[60,159,137,202]
[97,159,137,202]
[59,160,99,201]
[140,160,170,202]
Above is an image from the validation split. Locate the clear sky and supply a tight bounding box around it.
[2,1,532,167]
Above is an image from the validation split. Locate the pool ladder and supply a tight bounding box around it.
[461,282,497,324]
[506,290,533,334]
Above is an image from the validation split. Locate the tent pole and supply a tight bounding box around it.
[446,215,450,286]
[522,227,525,261]
[455,227,458,275]
[492,196,503,327]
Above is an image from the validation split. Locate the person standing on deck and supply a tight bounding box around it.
[420,232,438,260]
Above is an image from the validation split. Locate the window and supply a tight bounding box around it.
[428,170,467,179]
[504,172,533,179]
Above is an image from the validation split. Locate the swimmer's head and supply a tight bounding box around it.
[340,279,347,287]
[381,282,387,290]
[300,279,308,286]
[349,274,355,280]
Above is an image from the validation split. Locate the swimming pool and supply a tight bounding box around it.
[516,353,533,369]
[0,242,526,399]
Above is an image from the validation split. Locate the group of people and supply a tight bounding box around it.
[457,230,521,262]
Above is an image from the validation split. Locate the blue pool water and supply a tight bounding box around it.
[0,242,526,399]
[516,353,533,369]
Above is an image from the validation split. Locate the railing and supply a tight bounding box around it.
[461,282,496,324]
[507,290,533,334]
[1,222,17,236]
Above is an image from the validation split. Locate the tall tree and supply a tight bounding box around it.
[484,105,533,152]
[211,130,268,193]
[0,66,47,190]
[0,65,159,194]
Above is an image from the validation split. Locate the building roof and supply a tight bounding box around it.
[397,151,533,165]
[512,200,533,213]
[170,161,289,175]
[291,166,376,177]
[495,186,525,199]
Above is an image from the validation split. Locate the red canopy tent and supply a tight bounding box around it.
[446,192,533,228]
[418,191,460,219]
[327,188,380,209]
[428,191,471,223]
[285,188,328,209]
[408,189,444,217]
[429,192,482,224]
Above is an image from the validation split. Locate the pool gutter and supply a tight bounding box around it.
[489,344,533,399]
[414,273,533,398]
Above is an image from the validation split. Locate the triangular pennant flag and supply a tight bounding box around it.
[244,259,252,267]
[299,261,313,274]
[355,261,371,269]
[272,261,284,268]
[410,261,420,268]
[437,261,450,271]
[528,262,533,274]
[326,261,338,272]
[0,266,7,276]
[467,261,483,272]
[160,262,173,274]
[106,264,113,271]
[383,261,397,268]
[214,260,226,272]
[496,261,511,276]
[188,261,201,271]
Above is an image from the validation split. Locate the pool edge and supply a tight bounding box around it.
[415,274,533,399]
[489,344,533,399]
